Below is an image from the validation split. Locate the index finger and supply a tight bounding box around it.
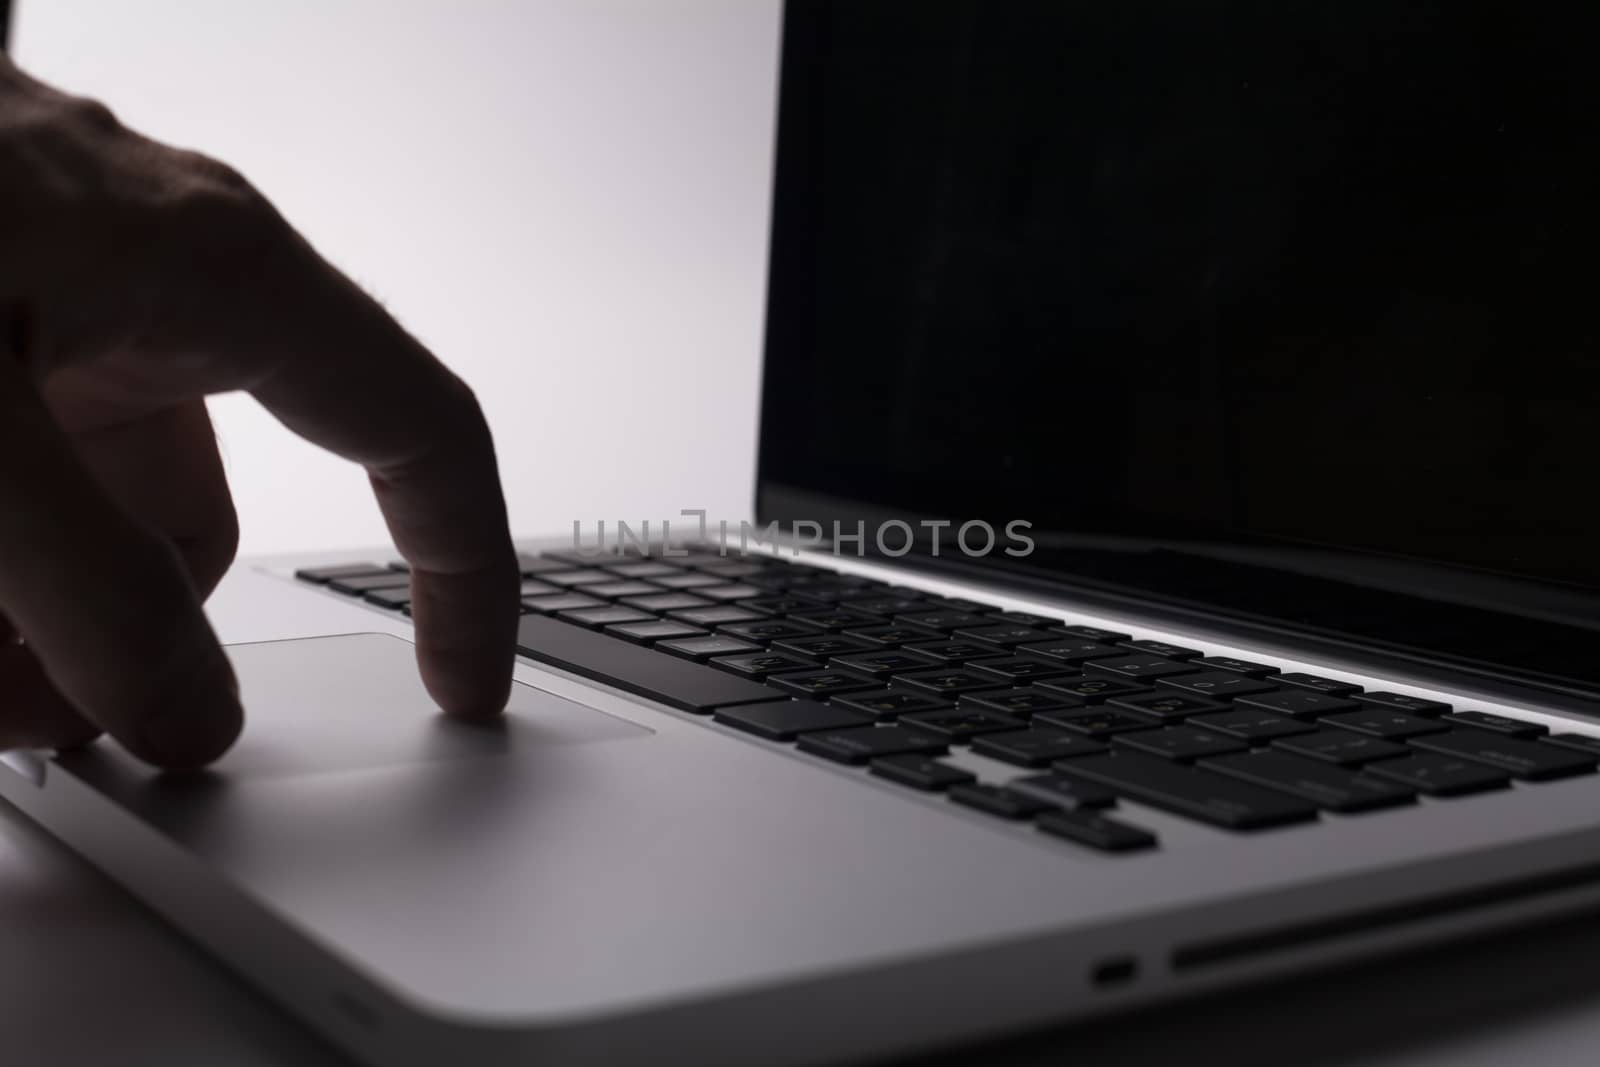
[181,218,519,720]
[274,260,518,719]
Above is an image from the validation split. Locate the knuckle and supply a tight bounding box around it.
[441,372,493,444]
[180,150,257,199]
[185,503,241,598]
[64,95,120,134]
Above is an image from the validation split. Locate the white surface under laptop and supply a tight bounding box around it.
[9,547,1600,1067]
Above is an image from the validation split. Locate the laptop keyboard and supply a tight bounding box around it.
[297,549,1600,857]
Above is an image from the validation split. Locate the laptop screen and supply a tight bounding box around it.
[757,1,1600,695]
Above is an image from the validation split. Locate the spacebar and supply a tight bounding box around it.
[515,615,782,713]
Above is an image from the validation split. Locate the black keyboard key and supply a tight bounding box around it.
[869,755,976,791]
[328,572,412,595]
[1057,752,1319,829]
[851,596,933,615]
[538,551,617,566]
[743,575,801,593]
[770,635,879,660]
[1121,639,1203,660]
[1156,672,1279,700]
[582,580,664,599]
[363,586,413,609]
[797,725,949,764]
[1114,726,1249,762]
[515,615,780,713]
[1409,729,1597,781]
[1201,751,1415,813]
[714,701,873,741]
[845,624,944,647]
[656,635,762,662]
[558,606,654,630]
[1036,808,1157,852]
[954,624,1049,648]
[1084,655,1201,681]
[1039,677,1153,704]
[1363,753,1510,796]
[1440,711,1547,738]
[1276,672,1363,696]
[833,691,954,720]
[669,606,765,627]
[805,586,888,605]
[604,561,680,579]
[949,783,1056,819]
[696,584,765,603]
[695,561,768,578]
[895,669,1009,696]
[1106,691,1231,721]
[541,569,616,587]
[1232,690,1362,719]
[927,597,997,614]
[604,620,707,644]
[297,563,387,585]
[1320,709,1447,740]
[789,608,882,631]
[788,573,874,592]
[903,641,1008,664]
[1356,691,1451,717]
[1015,639,1124,665]
[970,728,1107,767]
[967,656,1076,683]
[620,592,715,612]
[1272,730,1411,766]
[1191,656,1279,678]
[663,550,736,566]
[1054,624,1132,644]
[767,669,883,699]
[1190,708,1316,742]
[991,611,1059,627]
[965,689,1086,717]
[1543,734,1600,757]
[1006,774,1117,809]
[1033,707,1163,737]
[517,554,574,576]
[522,593,605,614]
[898,612,990,632]
[650,573,725,590]
[830,651,942,676]
[711,651,819,678]
[718,619,826,643]
[519,580,560,598]
[745,595,827,615]
[900,707,1026,740]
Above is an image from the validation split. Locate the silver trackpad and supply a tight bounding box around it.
[201,632,651,778]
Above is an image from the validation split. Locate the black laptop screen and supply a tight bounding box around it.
[757,2,1600,693]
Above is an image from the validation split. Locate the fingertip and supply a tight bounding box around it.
[134,699,243,770]
[129,654,245,770]
[418,644,514,723]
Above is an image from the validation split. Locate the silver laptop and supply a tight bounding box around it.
[7,2,1600,1065]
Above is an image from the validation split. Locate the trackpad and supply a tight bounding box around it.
[196,632,651,778]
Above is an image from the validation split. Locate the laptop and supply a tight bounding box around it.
[6,1,1600,1065]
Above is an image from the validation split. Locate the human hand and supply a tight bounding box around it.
[0,56,520,768]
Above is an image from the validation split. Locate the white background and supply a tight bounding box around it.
[13,0,782,554]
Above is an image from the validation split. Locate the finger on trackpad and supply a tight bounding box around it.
[198,633,652,778]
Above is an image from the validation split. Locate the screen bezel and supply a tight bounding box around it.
[752,1,1600,710]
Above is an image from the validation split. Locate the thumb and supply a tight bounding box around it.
[0,358,241,769]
